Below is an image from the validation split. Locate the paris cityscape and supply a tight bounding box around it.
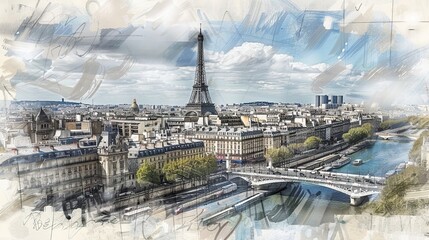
[1,1,429,239]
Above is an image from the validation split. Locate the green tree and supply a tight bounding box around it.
[136,162,161,185]
[265,146,293,163]
[362,123,374,136]
[342,125,372,144]
[287,143,306,154]
[162,155,217,182]
[379,118,409,130]
[304,136,321,150]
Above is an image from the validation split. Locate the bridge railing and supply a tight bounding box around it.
[228,167,386,183]
[228,171,384,193]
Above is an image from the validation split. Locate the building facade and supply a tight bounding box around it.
[0,141,100,198]
[127,140,205,179]
[110,117,163,138]
[97,129,131,194]
[188,127,264,162]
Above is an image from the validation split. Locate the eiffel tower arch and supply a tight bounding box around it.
[185,27,217,117]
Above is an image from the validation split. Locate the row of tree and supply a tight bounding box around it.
[342,123,373,144]
[265,136,321,164]
[409,130,429,165]
[163,155,217,182]
[379,118,409,131]
[136,154,218,185]
[408,116,429,129]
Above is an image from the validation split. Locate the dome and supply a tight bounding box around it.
[130,99,139,113]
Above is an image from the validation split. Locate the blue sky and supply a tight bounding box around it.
[1,0,429,106]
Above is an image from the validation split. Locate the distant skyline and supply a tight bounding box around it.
[2,0,429,106]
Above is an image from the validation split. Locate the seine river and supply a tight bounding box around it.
[332,138,413,176]
[210,138,414,239]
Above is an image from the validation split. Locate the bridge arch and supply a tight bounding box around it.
[228,175,251,183]
[251,179,352,195]
[228,172,381,206]
[252,179,377,206]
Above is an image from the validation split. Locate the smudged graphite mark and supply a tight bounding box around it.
[295,10,306,39]
[90,0,132,30]
[0,57,25,100]
[14,2,52,42]
[98,26,137,50]
[305,26,330,51]
[362,46,429,82]
[197,9,220,40]
[329,33,349,57]
[1,80,16,100]
[312,61,346,93]
[104,56,134,80]
[163,41,197,67]
[341,34,368,60]
[355,3,363,11]
[30,57,102,100]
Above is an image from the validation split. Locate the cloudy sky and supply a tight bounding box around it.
[1,0,429,106]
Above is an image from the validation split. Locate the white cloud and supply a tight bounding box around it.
[218,42,274,68]
[207,42,328,75]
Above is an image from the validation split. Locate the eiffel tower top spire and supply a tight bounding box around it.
[185,25,217,117]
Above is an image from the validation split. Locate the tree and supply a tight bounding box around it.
[361,123,374,136]
[265,146,293,163]
[162,155,217,182]
[287,143,306,154]
[136,162,161,185]
[304,136,321,150]
[342,125,372,144]
[163,158,185,182]
[379,118,409,130]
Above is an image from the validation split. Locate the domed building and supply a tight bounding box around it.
[130,99,139,114]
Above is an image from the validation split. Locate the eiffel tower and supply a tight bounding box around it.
[185,26,217,117]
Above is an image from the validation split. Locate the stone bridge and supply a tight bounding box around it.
[226,167,385,206]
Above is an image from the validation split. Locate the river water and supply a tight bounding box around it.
[332,138,413,176]
[204,138,414,239]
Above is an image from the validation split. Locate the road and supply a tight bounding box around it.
[230,166,385,197]
[232,166,385,185]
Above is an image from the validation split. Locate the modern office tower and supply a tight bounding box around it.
[338,95,344,105]
[321,95,329,105]
[331,95,338,105]
[315,95,321,107]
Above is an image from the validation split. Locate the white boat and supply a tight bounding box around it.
[352,159,363,166]
[331,157,351,169]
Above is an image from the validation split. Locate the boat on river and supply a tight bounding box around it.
[331,157,351,169]
[352,159,363,166]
